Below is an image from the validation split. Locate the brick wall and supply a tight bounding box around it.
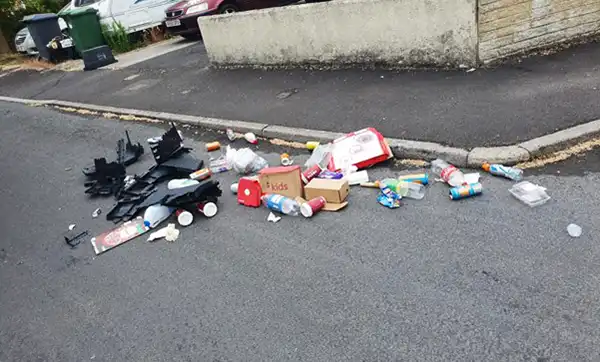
[478,0,600,62]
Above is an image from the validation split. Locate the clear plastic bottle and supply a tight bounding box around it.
[261,194,300,216]
[430,159,466,187]
[482,162,523,181]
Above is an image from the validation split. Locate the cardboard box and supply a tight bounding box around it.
[329,128,392,171]
[259,165,303,198]
[303,178,349,211]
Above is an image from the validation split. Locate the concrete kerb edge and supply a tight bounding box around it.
[2,96,600,167]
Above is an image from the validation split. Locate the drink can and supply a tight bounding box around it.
[301,164,322,184]
[301,197,327,218]
[190,168,212,181]
[449,183,482,200]
[398,173,429,185]
[205,141,221,152]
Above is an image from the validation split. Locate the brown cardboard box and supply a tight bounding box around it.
[259,165,303,198]
[303,178,349,211]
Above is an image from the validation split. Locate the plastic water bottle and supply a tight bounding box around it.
[261,194,300,215]
[482,163,523,181]
[431,159,466,187]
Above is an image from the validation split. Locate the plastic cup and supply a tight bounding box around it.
[176,209,194,227]
[197,202,218,218]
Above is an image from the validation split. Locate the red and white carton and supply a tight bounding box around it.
[328,128,392,171]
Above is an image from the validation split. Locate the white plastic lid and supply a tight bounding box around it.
[200,202,218,218]
[177,211,194,227]
[300,203,313,218]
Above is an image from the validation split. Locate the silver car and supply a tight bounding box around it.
[14,18,68,56]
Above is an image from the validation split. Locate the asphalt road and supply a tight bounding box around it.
[0,40,599,148]
[1,102,600,361]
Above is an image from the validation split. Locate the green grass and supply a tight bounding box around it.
[101,22,141,54]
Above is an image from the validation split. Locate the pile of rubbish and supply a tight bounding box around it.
[70,124,562,254]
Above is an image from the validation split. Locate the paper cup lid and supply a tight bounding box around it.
[177,211,193,226]
[201,202,218,218]
[300,203,313,218]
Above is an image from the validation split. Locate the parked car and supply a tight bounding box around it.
[163,0,326,39]
[67,0,177,33]
[14,18,69,56]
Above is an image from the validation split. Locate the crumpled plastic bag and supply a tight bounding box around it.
[226,146,268,175]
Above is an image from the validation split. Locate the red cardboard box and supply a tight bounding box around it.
[237,177,262,207]
[328,128,392,171]
[259,165,303,198]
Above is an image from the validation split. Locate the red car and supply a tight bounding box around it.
[164,0,325,39]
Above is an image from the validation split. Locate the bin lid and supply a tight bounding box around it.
[22,13,59,23]
[59,7,98,17]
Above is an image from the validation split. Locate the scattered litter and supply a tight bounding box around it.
[164,224,180,242]
[267,212,282,223]
[82,130,143,177]
[280,153,293,166]
[398,173,429,185]
[466,68,476,73]
[397,181,426,200]
[64,229,88,248]
[329,128,392,171]
[300,197,326,218]
[482,163,523,181]
[306,141,319,150]
[176,209,194,226]
[230,182,239,194]
[262,194,300,215]
[347,170,369,185]
[237,177,262,207]
[276,88,298,100]
[189,168,212,181]
[206,141,221,152]
[464,173,480,185]
[143,204,174,229]
[377,185,402,209]
[567,223,582,238]
[147,225,170,242]
[244,132,258,145]
[304,178,349,211]
[431,159,466,187]
[226,128,236,141]
[197,202,218,218]
[360,181,379,188]
[65,167,72,171]
[259,166,303,198]
[68,224,76,231]
[92,208,102,218]
[317,170,344,180]
[509,181,550,207]
[450,183,483,200]
[91,217,149,254]
[378,179,425,200]
[124,74,140,81]
[226,146,268,175]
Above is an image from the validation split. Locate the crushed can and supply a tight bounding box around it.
[449,183,482,200]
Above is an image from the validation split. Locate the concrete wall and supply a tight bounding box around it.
[199,0,478,67]
[479,0,600,62]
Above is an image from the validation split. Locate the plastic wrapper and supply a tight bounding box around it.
[304,144,332,169]
[226,146,268,175]
[377,185,402,209]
